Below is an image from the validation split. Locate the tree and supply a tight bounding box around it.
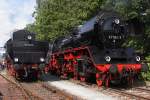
[27,0,104,41]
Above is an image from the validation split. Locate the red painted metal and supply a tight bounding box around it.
[96,73,103,87]
[5,58,41,79]
[80,76,86,82]
[96,64,142,74]
[47,46,144,87]
[96,64,111,73]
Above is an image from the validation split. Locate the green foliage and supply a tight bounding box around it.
[102,0,150,19]
[27,0,104,41]
[142,56,150,81]
[26,24,36,33]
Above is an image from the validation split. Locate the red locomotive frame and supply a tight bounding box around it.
[5,57,40,80]
[45,46,146,87]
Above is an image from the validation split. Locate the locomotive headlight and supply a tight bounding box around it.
[114,19,120,24]
[105,56,111,62]
[27,35,32,40]
[14,58,18,62]
[136,56,140,62]
[40,58,45,62]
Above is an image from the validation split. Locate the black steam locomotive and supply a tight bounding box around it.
[5,30,49,80]
[47,10,148,87]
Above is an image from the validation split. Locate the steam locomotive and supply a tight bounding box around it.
[46,10,148,87]
[5,30,49,80]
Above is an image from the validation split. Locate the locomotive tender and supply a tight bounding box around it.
[5,30,49,80]
[47,10,148,87]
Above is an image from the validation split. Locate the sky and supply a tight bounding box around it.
[0,0,36,47]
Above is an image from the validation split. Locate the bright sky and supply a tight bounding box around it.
[0,0,36,47]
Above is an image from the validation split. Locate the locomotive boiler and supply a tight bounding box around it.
[47,10,148,87]
[5,30,49,80]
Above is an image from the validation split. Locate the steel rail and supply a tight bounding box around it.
[70,79,150,100]
[109,88,150,100]
[0,73,43,100]
[134,87,150,92]
[41,82,79,100]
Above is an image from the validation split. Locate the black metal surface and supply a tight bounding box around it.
[5,29,49,64]
[13,52,46,64]
[88,46,138,64]
[12,30,35,41]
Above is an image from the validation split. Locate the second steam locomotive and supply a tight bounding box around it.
[46,10,148,87]
[5,30,49,80]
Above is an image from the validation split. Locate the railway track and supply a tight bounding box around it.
[41,82,80,100]
[2,70,150,100]
[0,73,42,100]
[69,79,150,100]
[134,87,150,92]
[0,71,77,100]
[108,88,150,100]
[20,81,70,100]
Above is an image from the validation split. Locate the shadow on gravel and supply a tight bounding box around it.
[16,76,39,83]
[109,79,147,90]
[40,73,61,82]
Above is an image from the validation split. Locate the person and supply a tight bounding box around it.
[1,60,5,70]
[0,62,2,70]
